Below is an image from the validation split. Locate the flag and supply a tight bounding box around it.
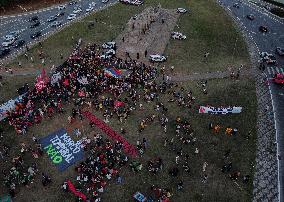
[104,67,122,78]
[114,100,125,108]
[35,69,49,92]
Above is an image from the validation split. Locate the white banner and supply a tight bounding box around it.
[51,72,62,85]
[0,94,26,121]
[199,106,242,114]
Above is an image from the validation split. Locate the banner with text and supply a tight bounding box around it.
[40,128,84,171]
[199,106,242,114]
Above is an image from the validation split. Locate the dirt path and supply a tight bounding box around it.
[115,6,180,65]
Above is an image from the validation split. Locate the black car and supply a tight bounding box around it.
[247,14,255,20]
[259,26,268,33]
[29,16,39,22]
[0,48,10,58]
[233,3,240,8]
[14,40,25,48]
[30,31,42,39]
[276,47,284,56]
[30,21,40,28]
[56,11,65,17]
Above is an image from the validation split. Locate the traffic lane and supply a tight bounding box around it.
[0,0,117,57]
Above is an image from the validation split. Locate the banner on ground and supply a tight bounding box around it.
[199,106,242,114]
[40,128,84,171]
[83,111,138,157]
[0,94,26,121]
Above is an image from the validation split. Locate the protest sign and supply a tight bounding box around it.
[199,106,242,114]
[40,128,84,171]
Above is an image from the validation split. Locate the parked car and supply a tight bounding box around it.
[90,2,96,6]
[233,3,240,8]
[149,54,167,62]
[69,1,77,5]
[276,47,284,56]
[58,5,66,10]
[247,14,255,20]
[171,32,186,40]
[47,15,57,22]
[102,42,116,49]
[259,26,268,33]
[86,6,94,12]
[102,0,109,3]
[177,8,187,13]
[14,40,25,48]
[67,14,77,20]
[260,52,277,65]
[0,48,10,58]
[30,31,41,39]
[3,34,15,41]
[73,7,82,14]
[2,37,16,47]
[28,16,39,22]
[8,30,20,38]
[30,21,40,28]
[51,21,62,28]
[56,11,65,17]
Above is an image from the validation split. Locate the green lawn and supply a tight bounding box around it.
[0,0,256,201]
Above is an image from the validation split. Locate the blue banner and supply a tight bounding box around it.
[40,128,84,172]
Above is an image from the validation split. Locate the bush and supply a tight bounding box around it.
[270,7,284,17]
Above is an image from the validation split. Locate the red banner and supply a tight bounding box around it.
[83,111,138,157]
[67,180,87,201]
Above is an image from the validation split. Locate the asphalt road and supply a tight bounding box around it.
[217,0,284,201]
[0,0,117,60]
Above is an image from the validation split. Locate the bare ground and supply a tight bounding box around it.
[115,6,180,64]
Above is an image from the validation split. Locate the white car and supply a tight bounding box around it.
[73,8,82,14]
[149,54,167,62]
[86,6,94,12]
[102,0,109,3]
[2,37,16,47]
[177,8,187,13]
[67,14,77,20]
[171,32,186,40]
[89,2,96,6]
[51,21,62,28]
[102,42,116,49]
[58,5,66,10]
[3,34,15,41]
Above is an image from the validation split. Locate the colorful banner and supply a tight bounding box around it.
[83,111,138,157]
[0,94,26,121]
[104,67,122,78]
[40,128,84,171]
[199,106,242,114]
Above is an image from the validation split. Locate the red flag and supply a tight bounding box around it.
[35,69,49,92]
[114,100,124,108]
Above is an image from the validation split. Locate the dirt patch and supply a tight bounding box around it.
[115,6,180,64]
[0,0,68,16]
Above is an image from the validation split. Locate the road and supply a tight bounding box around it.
[0,0,117,60]
[217,0,284,201]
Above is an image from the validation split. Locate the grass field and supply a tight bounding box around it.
[0,0,256,201]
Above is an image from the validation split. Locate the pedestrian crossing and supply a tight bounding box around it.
[267,66,284,75]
